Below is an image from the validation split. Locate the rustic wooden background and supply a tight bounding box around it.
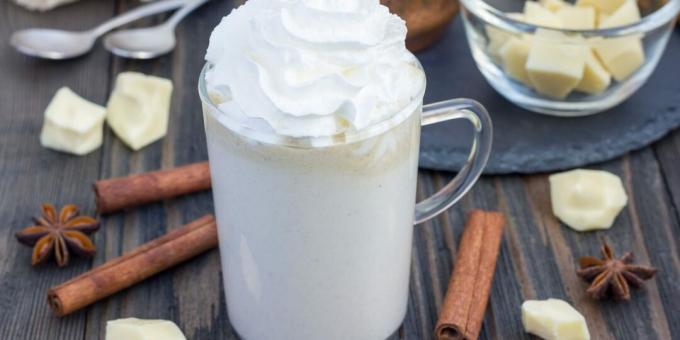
[0,1,678,339]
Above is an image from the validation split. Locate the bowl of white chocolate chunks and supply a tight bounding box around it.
[459,0,680,116]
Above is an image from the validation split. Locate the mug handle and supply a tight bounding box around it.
[414,99,493,224]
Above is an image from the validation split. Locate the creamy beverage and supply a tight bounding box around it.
[201,0,492,339]
[204,110,420,339]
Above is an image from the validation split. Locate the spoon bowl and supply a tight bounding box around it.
[10,29,94,59]
[103,0,210,59]
[104,27,176,59]
[9,0,189,60]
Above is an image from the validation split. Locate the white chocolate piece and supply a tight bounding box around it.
[500,37,533,87]
[549,169,628,231]
[507,12,527,22]
[526,40,587,99]
[485,12,526,61]
[40,87,106,156]
[598,0,641,28]
[576,0,626,14]
[540,0,571,12]
[534,28,585,42]
[486,25,515,61]
[521,299,591,340]
[597,13,609,27]
[106,318,186,340]
[524,2,563,28]
[575,50,612,94]
[14,0,78,11]
[556,6,597,30]
[106,72,173,151]
[592,37,645,81]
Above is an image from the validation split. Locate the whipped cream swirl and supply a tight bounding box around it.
[205,0,425,137]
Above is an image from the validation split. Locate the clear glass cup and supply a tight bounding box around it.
[460,0,680,116]
[199,59,493,340]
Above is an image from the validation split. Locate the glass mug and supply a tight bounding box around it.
[199,60,492,340]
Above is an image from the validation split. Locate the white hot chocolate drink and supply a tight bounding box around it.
[201,0,492,339]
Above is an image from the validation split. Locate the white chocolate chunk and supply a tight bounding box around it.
[540,0,571,12]
[507,12,527,22]
[486,13,526,60]
[500,37,533,87]
[598,0,641,28]
[592,37,645,81]
[576,0,626,15]
[575,50,612,94]
[106,72,173,151]
[106,318,186,340]
[549,169,628,231]
[486,25,515,61]
[556,6,596,30]
[534,28,585,42]
[596,12,610,27]
[526,40,587,99]
[40,87,106,155]
[524,2,563,28]
[14,0,78,11]
[522,299,590,340]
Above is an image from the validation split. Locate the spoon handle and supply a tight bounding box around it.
[165,0,211,28]
[91,0,191,37]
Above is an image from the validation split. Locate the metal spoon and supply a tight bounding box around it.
[10,0,191,60]
[104,0,210,59]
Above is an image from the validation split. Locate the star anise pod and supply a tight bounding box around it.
[15,203,100,267]
[576,241,657,301]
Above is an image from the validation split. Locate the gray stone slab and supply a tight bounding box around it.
[418,20,680,174]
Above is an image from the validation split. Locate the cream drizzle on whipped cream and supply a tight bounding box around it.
[205,0,425,138]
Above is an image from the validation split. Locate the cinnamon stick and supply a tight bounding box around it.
[94,162,211,214]
[435,210,506,340]
[48,215,218,316]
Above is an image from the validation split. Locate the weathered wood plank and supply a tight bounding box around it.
[623,149,680,339]
[83,1,236,339]
[407,145,680,340]
[0,2,115,340]
[654,129,680,224]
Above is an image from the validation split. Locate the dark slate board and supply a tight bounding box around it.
[418,19,680,174]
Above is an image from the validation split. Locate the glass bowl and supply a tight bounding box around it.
[459,0,680,116]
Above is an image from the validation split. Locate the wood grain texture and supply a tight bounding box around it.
[655,129,680,225]
[0,0,678,339]
[0,2,114,340]
[82,1,234,339]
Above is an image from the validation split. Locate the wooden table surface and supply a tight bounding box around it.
[1,1,679,339]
